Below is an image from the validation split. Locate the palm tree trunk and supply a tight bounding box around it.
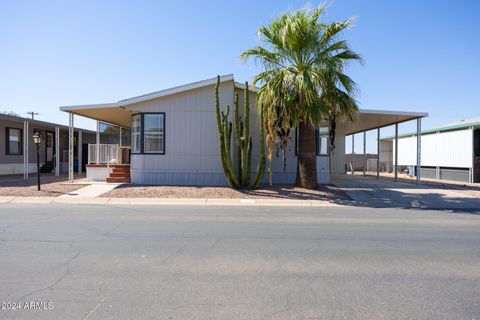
[296,120,317,188]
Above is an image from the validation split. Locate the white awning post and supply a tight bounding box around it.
[78,130,82,174]
[416,118,421,185]
[363,131,366,176]
[394,123,399,182]
[96,121,100,164]
[352,134,355,175]
[55,126,60,176]
[68,113,74,182]
[23,121,28,179]
[377,128,380,179]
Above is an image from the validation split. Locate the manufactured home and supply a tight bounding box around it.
[381,117,480,183]
[60,75,427,185]
[0,113,95,176]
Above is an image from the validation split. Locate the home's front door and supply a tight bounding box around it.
[46,131,54,162]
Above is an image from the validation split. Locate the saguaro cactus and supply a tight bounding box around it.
[214,75,266,189]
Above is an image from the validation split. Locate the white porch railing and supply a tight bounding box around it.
[88,144,130,165]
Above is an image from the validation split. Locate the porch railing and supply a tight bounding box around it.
[88,144,130,165]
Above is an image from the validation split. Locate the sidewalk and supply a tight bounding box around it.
[0,196,340,207]
[58,183,122,198]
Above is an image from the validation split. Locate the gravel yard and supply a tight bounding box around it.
[0,175,87,197]
[100,184,351,200]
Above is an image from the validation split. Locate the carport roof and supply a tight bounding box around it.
[337,109,428,136]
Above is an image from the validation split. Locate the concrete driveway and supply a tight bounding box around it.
[332,175,480,211]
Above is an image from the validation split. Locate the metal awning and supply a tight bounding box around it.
[337,109,428,135]
[60,103,132,128]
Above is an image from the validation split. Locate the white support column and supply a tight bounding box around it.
[55,126,60,176]
[119,127,122,147]
[77,130,82,175]
[394,123,399,182]
[68,113,74,182]
[416,118,421,185]
[23,121,28,179]
[363,131,366,176]
[352,134,355,175]
[96,121,100,164]
[377,128,380,179]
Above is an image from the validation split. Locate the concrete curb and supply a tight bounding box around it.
[0,196,342,207]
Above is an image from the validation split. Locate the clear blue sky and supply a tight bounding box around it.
[1,0,479,153]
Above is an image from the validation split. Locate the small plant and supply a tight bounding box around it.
[214,76,266,189]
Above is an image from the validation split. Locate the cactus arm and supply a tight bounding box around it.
[214,75,239,187]
[223,111,239,187]
[233,92,242,146]
[250,104,267,189]
[240,84,250,186]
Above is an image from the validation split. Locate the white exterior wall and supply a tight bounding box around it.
[128,81,233,185]
[395,129,473,168]
[86,167,112,182]
[330,134,345,175]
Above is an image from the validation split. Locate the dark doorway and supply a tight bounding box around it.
[45,131,55,163]
[82,143,88,172]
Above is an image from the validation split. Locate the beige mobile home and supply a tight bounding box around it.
[60,75,427,186]
[0,113,95,176]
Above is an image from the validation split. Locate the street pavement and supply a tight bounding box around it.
[0,203,479,319]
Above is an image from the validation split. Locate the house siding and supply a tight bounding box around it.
[128,81,234,185]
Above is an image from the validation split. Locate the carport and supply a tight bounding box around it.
[337,109,428,185]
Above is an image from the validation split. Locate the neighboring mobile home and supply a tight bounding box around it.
[381,117,480,183]
[60,74,427,185]
[0,113,95,176]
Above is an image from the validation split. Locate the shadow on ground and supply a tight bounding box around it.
[331,175,480,214]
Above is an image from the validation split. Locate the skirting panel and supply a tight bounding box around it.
[130,170,329,186]
[86,167,112,182]
[0,163,38,175]
[131,170,229,186]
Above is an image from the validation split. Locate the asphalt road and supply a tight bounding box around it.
[0,204,479,320]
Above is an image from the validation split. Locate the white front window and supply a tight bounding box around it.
[143,113,165,154]
[318,127,329,156]
[131,115,141,153]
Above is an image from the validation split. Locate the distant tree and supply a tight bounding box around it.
[0,110,20,117]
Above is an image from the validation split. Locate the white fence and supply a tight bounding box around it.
[88,144,130,165]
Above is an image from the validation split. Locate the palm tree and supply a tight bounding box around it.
[322,76,360,154]
[241,3,362,188]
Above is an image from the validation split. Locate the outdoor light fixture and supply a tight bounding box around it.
[33,132,42,191]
